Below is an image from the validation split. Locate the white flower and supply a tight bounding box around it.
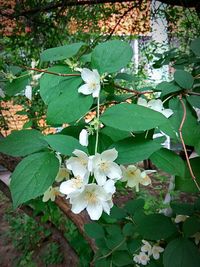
[137,98,173,118]
[152,245,164,260]
[133,252,150,266]
[59,174,88,196]
[78,68,101,98]
[0,88,5,98]
[66,149,90,178]
[121,165,154,192]
[192,232,200,245]
[174,214,189,223]
[69,183,113,220]
[91,148,122,186]
[42,186,61,202]
[24,85,32,100]
[55,167,70,182]
[141,240,152,256]
[79,129,89,147]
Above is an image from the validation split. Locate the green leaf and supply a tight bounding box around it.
[174,70,194,89]
[40,42,84,61]
[157,81,181,98]
[112,251,133,266]
[112,137,162,164]
[105,234,126,251]
[91,40,133,74]
[101,103,168,132]
[10,152,59,208]
[39,65,81,104]
[186,95,200,109]
[175,157,200,193]
[44,134,87,155]
[47,85,93,124]
[88,132,113,154]
[150,148,185,177]
[183,216,200,237]
[169,98,200,146]
[124,199,145,215]
[84,223,105,239]
[101,126,130,142]
[190,37,200,56]
[95,258,111,267]
[110,205,127,220]
[122,223,135,237]
[137,214,177,240]
[6,74,29,96]
[0,130,48,157]
[171,202,194,216]
[163,238,200,267]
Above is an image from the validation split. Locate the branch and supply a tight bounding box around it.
[0,153,96,252]
[178,95,200,191]
[55,196,97,252]
[1,0,134,18]
[0,179,79,266]
[20,66,80,77]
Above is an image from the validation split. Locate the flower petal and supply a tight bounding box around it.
[78,84,92,95]
[92,85,100,98]
[137,97,147,107]
[70,194,87,214]
[81,68,96,83]
[148,99,163,112]
[73,149,88,159]
[101,148,118,162]
[87,202,103,220]
[162,108,173,118]
[105,162,122,180]
[79,129,89,146]
[94,169,107,186]
[103,179,116,194]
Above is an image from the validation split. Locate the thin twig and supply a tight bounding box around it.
[186,91,200,96]
[114,84,153,95]
[20,66,81,77]
[178,95,200,191]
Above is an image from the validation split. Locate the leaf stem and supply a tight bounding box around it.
[178,95,200,191]
[95,96,100,154]
[20,66,81,77]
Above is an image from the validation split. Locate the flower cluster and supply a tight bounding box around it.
[133,240,164,266]
[121,165,155,192]
[137,97,173,118]
[59,148,122,220]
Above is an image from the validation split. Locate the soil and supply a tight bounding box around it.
[0,192,21,267]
